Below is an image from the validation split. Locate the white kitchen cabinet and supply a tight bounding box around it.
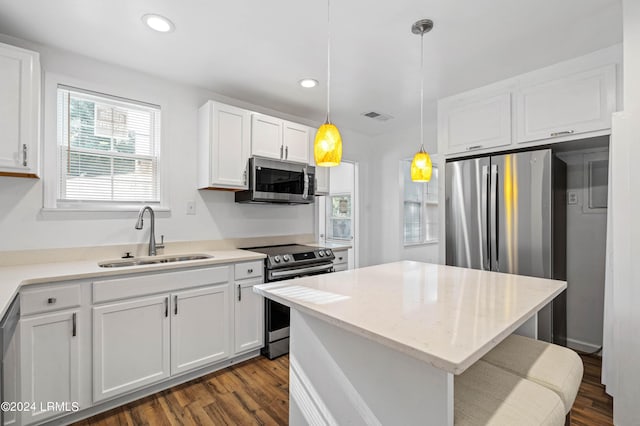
[332,248,350,272]
[283,121,310,163]
[438,92,512,156]
[234,277,264,354]
[20,309,81,424]
[92,295,170,403]
[0,42,40,178]
[3,325,18,426]
[251,113,309,163]
[515,65,617,144]
[171,285,230,375]
[308,126,330,195]
[198,101,251,190]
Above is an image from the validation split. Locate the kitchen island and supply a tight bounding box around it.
[253,261,566,425]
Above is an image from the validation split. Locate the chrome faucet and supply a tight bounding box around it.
[135,206,164,256]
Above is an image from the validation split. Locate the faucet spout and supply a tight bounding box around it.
[135,206,160,256]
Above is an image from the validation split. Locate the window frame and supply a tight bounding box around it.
[400,157,439,247]
[42,73,169,213]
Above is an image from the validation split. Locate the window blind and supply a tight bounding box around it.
[56,86,161,207]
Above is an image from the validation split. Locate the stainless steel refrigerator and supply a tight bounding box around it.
[445,148,567,345]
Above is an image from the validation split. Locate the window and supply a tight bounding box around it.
[326,194,352,241]
[55,86,161,209]
[402,159,438,245]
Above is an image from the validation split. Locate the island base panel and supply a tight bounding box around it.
[289,310,454,425]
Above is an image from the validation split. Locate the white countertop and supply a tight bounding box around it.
[305,241,352,250]
[254,261,566,375]
[0,249,265,318]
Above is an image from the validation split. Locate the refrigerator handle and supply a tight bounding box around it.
[481,165,490,271]
[490,164,499,271]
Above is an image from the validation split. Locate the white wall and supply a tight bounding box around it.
[368,106,440,266]
[0,34,374,259]
[602,1,640,424]
[557,149,608,352]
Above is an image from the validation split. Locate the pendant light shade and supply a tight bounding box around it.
[410,146,432,182]
[411,19,434,182]
[314,0,342,167]
[315,123,342,166]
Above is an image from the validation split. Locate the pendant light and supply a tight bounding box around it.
[410,19,433,182]
[314,0,342,167]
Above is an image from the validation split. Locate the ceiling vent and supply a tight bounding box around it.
[362,111,393,122]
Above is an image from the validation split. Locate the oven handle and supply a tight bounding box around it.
[270,263,334,279]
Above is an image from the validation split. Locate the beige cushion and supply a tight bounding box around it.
[455,360,565,426]
[481,334,583,414]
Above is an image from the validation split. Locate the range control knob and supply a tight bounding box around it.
[273,255,281,263]
[283,255,291,262]
[325,249,332,256]
[318,251,325,257]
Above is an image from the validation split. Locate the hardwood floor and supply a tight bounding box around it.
[75,353,612,426]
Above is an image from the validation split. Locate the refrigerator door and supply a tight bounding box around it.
[490,149,553,278]
[446,157,491,270]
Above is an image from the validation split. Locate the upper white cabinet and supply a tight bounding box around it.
[438,92,512,155]
[198,101,251,190]
[0,42,40,177]
[515,65,617,144]
[251,113,309,163]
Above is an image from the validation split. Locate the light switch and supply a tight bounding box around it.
[186,200,196,215]
[567,191,578,205]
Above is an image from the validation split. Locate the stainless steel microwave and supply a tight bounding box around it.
[235,156,315,204]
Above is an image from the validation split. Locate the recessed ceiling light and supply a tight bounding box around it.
[299,79,318,88]
[142,14,175,33]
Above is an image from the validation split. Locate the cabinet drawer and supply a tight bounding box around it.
[333,264,348,273]
[235,261,263,280]
[21,284,81,315]
[332,250,348,266]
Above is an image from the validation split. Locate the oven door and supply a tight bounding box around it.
[252,157,315,203]
[267,262,334,282]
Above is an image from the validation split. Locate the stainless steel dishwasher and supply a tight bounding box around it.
[0,296,20,424]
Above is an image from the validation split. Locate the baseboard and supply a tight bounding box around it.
[566,337,601,354]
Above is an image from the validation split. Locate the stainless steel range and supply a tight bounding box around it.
[245,244,335,359]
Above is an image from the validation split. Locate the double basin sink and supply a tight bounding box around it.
[99,254,213,268]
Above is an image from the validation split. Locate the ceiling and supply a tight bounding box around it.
[0,0,623,136]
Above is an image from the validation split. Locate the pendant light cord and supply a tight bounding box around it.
[420,31,424,152]
[326,0,332,124]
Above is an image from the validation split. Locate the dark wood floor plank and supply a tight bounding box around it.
[75,353,612,426]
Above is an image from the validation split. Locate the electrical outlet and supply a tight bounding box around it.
[186,200,196,215]
[567,191,578,205]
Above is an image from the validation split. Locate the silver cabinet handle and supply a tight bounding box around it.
[164,297,168,318]
[238,284,242,302]
[550,130,575,137]
[47,297,57,304]
[280,145,284,159]
[174,295,178,315]
[23,144,28,167]
[243,170,247,185]
[72,312,77,337]
[467,145,483,151]
[285,146,289,159]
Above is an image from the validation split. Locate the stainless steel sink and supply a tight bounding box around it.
[98,254,213,268]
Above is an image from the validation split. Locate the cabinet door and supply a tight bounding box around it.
[170,285,230,375]
[0,43,40,177]
[439,92,512,155]
[308,128,330,195]
[198,101,251,189]
[234,278,264,354]
[92,295,170,403]
[515,65,616,143]
[20,310,80,424]
[283,121,310,163]
[251,114,283,159]
[3,327,18,426]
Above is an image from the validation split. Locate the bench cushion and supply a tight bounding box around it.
[455,360,565,426]
[481,334,583,413]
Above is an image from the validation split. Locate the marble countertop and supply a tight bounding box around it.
[0,249,265,318]
[254,261,566,375]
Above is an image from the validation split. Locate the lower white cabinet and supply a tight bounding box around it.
[3,329,18,426]
[171,285,230,375]
[332,248,350,271]
[92,295,170,403]
[20,309,81,424]
[234,277,264,354]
